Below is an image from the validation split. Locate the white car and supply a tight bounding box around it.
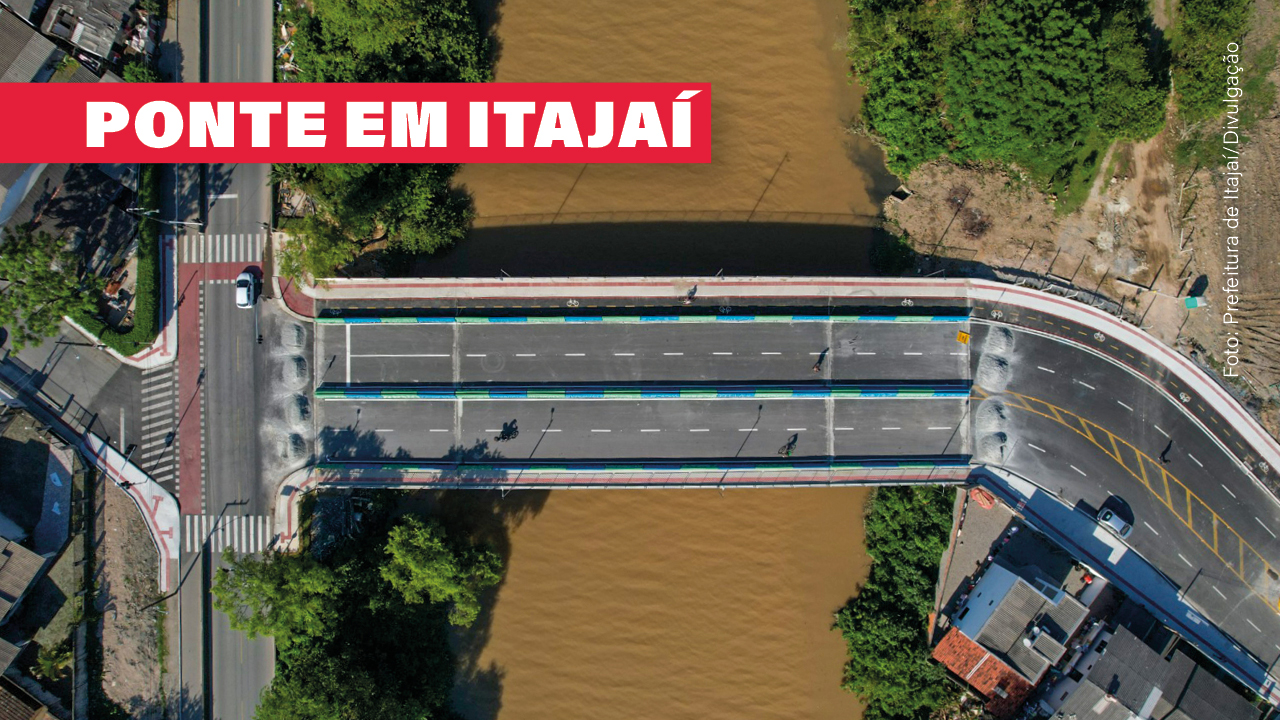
[235,272,256,309]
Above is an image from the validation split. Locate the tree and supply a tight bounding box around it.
[381,516,502,627]
[32,643,72,680]
[122,61,162,83]
[277,216,362,285]
[211,548,339,645]
[0,226,103,350]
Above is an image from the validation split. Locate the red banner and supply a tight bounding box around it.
[0,83,711,163]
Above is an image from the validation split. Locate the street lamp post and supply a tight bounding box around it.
[125,207,204,229]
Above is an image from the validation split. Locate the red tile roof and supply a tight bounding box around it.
[932,627,1035,720]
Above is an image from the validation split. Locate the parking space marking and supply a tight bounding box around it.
[881,426,901,431]
[663,352,684,356]
[640,429,661,433]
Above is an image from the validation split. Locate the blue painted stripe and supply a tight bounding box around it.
[565,316,604,322]
[488,317,528,323]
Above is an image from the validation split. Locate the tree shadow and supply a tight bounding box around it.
[317,423,413,461]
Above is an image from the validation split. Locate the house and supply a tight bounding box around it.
[933,559,1091,719]
[39,0,131,62]
[0,538,45,626]
[0,7,62,81]
[0,0,41,27]
[0,676,52,720]
[1045,625,1262,720]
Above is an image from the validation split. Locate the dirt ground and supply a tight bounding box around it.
[94,479,162,719]
[885,0,1280,434]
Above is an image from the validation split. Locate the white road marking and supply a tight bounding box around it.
[713,352,734,356]
[1037,366,1056,374]
[1247,619,1262,633]
[1143,522,1159,535]
[345,324,351,385]
[373,429,394,433]
[209,193,238,199]
[351,353,450,358]
[429,429,449,433]
[466,354,486,357]
[1222,484,1237,499]
[856,352,876,355]
[1188,454,1204,467]
[663,352,684,356]
[809,352,823,356]
[591,429,611,433]
[928,426,952,431]
[1028,443,1046,452]
[515,353,537,357]
[484,429,502,433]
[786,428,807,432]
[834,427,856,431]
[690,429,709,432]
[903,352,923,356]
[1077,381,1096,390]
[881,427,901,431]
[738,428,758,432]
[1212,585,1226,600]
[760,352,781,355]
[1178,553,1193,566]
[542,429,561,433]
[949,351,967,356]
[640,429,661,433]
[1155,425,1170,438]
[1117,400,1134,411]
[1255,517,1277,538]
[1070,465,1087,476]
[564,353,586,357]
[614,352,635,356]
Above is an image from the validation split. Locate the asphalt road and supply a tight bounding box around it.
[970,321,1280,672]
[317,321,972,385]
[317,397,971,460]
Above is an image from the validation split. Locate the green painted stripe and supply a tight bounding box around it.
[382,317,418,324]
[602,316,642,323]
[525,316,564,323]
[316,317,344,324]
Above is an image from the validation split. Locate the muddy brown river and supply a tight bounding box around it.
[418,0,898,277]
[449,489,870,720]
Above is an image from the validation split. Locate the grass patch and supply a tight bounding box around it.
[1050,131,1111,215]
[69,163,162,356]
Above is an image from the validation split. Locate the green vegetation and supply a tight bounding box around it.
[0,226,104,351]
[213,503,503,720]
[848,0,1168,212]
[835,487,958,720]
[122,60,163,83]
[276,0,492,280]
[869,234,916,276]
[1170,0,1252,123]
[69,163,162,355]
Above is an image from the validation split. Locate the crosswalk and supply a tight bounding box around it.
[179,233,267,264]
[183,514,274,554]
[137,365,178,488]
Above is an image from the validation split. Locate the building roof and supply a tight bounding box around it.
[0,538,44,623]
[0,676,49,720]
[40,0,129,58]
[933,627,1036,720]
[1053,627,1263,720]
[0,638,18,673]
[0,8,61,82]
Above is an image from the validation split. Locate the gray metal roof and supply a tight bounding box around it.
[1052,680,1132,720]
[1172,666,1264,720]
[0,539,44,622]
[971,571,1087,683]
[0,638,17,673]
[0,1,41,26]
[40,0,129,59]
[1088,628,1167,710]
[0,8,61,82]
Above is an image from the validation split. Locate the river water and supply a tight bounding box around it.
[415,0,899,277]
[449,488,870,720]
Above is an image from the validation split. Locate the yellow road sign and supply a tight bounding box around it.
[956,331,970,344]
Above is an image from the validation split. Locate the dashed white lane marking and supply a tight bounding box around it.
[1188,454,1204,467]
[640,429,661,433]
[690,428,709,432]
[1037,366,1056,374]
[1222,484,1237,499]
[591,429,611,433]
[515,353,537,357]
[738,428,758,432]
[485,428,502,433]
[466,354,486,357]
[663,352,684,356]
[542,429,561,433]
[786,428,807,432]
[1143,521,1159,535]
[949,351,967,355]
[564,353,586,357]
[1178,553,1193,567]
[713,352,734,356]
[927,426,951,431]
[809,352,823,356]
[1117,400,1134,412]
[834,427,856,431]
[351,353,450,358]
[614,353,635,356]
[1070,465,1087,476]
[429,429,449,433]
[903,352,923,356]
[881,426,901,431]
[1028,443,1046,452]
[1155,425,1170,438]
[373,429,394,433]
[1212,585,1227,600]
[1247,619,1262,633]
[856,352,876,356]
[1255,517,1277,538]
[760,352,781,355]
[1077,381,1096,390]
